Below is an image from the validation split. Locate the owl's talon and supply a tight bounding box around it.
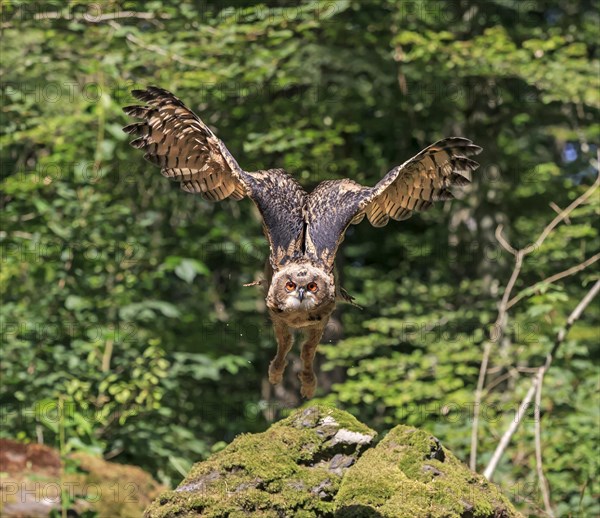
[339,287,363,309]
[268,371,283,385]
[299,372,316,398]
[268,360,287,385]
[300,381,316,399]
[244,279,265,287]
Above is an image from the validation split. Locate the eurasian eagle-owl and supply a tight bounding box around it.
[123,87,481,398]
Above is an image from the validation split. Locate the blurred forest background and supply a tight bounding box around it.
[1,0,598,515]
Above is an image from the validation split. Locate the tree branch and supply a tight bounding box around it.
[470,173,600,470]
[507,253,600,310]
[35,11,170,23]
[535,371,554,517]
[524,172,600,255]
[117,24,203,67]
[470,244,523,470]
[483,280,600,480]
[495,224,517,256]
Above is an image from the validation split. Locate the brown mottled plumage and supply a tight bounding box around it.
[123,87,482,398]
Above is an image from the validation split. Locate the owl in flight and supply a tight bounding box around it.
[123,87,481,398]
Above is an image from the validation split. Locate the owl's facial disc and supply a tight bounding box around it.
[285,280,316,309]
[268,265,333,313]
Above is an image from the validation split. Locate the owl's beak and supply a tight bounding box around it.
[297,287,306,302]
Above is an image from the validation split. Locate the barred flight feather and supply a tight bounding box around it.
[124,87,482,274]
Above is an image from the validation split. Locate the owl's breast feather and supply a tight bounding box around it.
[268,300,336,329]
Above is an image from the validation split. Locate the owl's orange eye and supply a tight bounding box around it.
[285,281,296,292]
[307,282,318,293]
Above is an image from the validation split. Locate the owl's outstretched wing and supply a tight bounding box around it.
[123,87,306,268]
[305,137,482,271]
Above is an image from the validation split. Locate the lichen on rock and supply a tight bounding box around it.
[145,407,521,518]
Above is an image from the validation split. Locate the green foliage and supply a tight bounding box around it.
[1,0,598,515]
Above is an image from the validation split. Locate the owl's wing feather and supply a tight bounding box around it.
[123,86,246,201]
[305,137,482,270]
[366,137,481,227]
[242,169,307,268]
[123,87,306,269]
[304,179,371,269]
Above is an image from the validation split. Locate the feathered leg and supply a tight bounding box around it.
[299,324,326,398]
[268,317,293,385]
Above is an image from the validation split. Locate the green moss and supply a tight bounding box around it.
[335,425,522,518]
[145,410,520,517]
[145,406,376,517]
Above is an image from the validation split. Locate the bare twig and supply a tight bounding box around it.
[483,280,600,480]
[507,253,600,310]
[0,231,34,239]
[35,11,169,23]
[469,174,600,470]
[470,242,524,469]
[524,173,600,255]
[495,224,517,256]
[1,9,170,29]
[102,339,114,373]
[549,201,571,224]
[535,370,554,517]
[109,20,203,67]
[470,341,492,470]
[481,369,519,397]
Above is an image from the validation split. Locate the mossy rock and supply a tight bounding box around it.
[145,407,521,518]
[145,405,375,517]
[335,425,520,517]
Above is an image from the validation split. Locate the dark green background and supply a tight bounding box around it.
[1,1,598,515]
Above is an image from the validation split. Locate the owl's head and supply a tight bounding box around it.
[268,264,334,312]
